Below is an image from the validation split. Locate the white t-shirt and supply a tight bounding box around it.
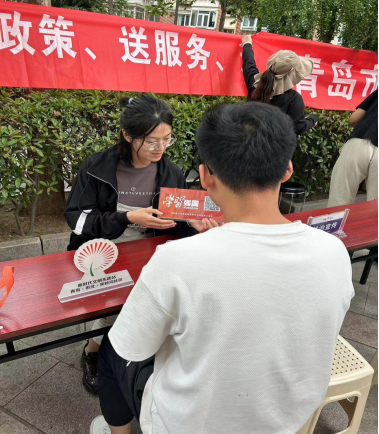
[109,221,353,434]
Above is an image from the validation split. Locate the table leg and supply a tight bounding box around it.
[6,342,15,354]
[360,258,375,285]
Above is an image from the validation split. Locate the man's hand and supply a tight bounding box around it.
[127,208,176,230]
[242,35,253,46]
[188,218,220,234]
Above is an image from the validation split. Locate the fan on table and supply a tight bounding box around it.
[74,239,118,279]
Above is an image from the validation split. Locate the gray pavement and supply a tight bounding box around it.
[0,259,377,434]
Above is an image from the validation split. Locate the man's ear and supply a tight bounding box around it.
[200,164,215,190]
[199,164,208,190]
[281,161,294,184]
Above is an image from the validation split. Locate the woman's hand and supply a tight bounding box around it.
[242,35,253,46]
[188,218,220,234]
[127,208,177,230]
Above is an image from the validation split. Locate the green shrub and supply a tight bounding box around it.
[0,89,71,235]
[295,108,353,195]
[0,88,352,235]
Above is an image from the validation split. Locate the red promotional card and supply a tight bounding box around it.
[158,188,224,223]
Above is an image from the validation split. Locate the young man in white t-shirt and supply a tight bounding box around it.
[92,102,354,434]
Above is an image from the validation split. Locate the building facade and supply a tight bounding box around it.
[125,0,259,35]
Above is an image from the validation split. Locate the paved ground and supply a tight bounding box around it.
[0,258,377,434]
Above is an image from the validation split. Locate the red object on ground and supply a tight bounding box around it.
[286,200,378,251]
[0,0,377,110]
[0,236,175,342]
[0,266,14,308]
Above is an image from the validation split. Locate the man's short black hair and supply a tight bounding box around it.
[196,102,297,193]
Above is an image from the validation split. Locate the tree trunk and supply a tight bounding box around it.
[318,7,339,43]
[108,0,114,15]
[36,178,66,216]
[174,0,180,25]
[13,201,25,237]
[218,2,227,32]
[27,195,40,235]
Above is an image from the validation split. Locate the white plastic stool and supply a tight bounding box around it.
[298,335,374,434]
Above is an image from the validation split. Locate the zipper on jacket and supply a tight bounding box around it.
[87,171,120,202]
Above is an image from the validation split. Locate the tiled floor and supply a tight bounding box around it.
[0,260,377,434]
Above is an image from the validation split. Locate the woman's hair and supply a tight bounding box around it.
[250,68,275,104]
[118,94,173,167]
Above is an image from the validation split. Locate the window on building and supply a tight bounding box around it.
[135,6,145,19]
[241,16,258,30]
[191,10,217,29]
[178,14,191,26]
[223,29,234,34]
[209,11,216,28]
[198,11,209,27]
[149,14,161,22]
[126,6,145,20]
[190,10,198,26]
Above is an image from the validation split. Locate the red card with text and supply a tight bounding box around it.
[159,188,224,223]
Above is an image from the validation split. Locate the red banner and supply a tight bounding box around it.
[0,0,377,110]
[253,33,378,110]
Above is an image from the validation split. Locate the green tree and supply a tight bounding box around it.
[145,0,196,23]
[312,0,342,43]
[255,0,315,39]
[51,0,130,15]
[339,0,378,52]
[218,0,259,33]
[256,0,377,52]
[15,0,52,10]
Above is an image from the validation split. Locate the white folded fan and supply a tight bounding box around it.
[58,239,134,303]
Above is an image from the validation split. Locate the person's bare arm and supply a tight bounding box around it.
[349,108,366,127]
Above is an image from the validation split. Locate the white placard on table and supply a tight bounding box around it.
[307,209,350,238]
[58,239,134,303]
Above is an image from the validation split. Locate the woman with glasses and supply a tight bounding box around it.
[65,94,217,396]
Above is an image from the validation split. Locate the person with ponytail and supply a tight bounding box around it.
[242,35,318,136]
[64,94,218,395]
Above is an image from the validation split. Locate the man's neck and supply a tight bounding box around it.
[219,189,292,225]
